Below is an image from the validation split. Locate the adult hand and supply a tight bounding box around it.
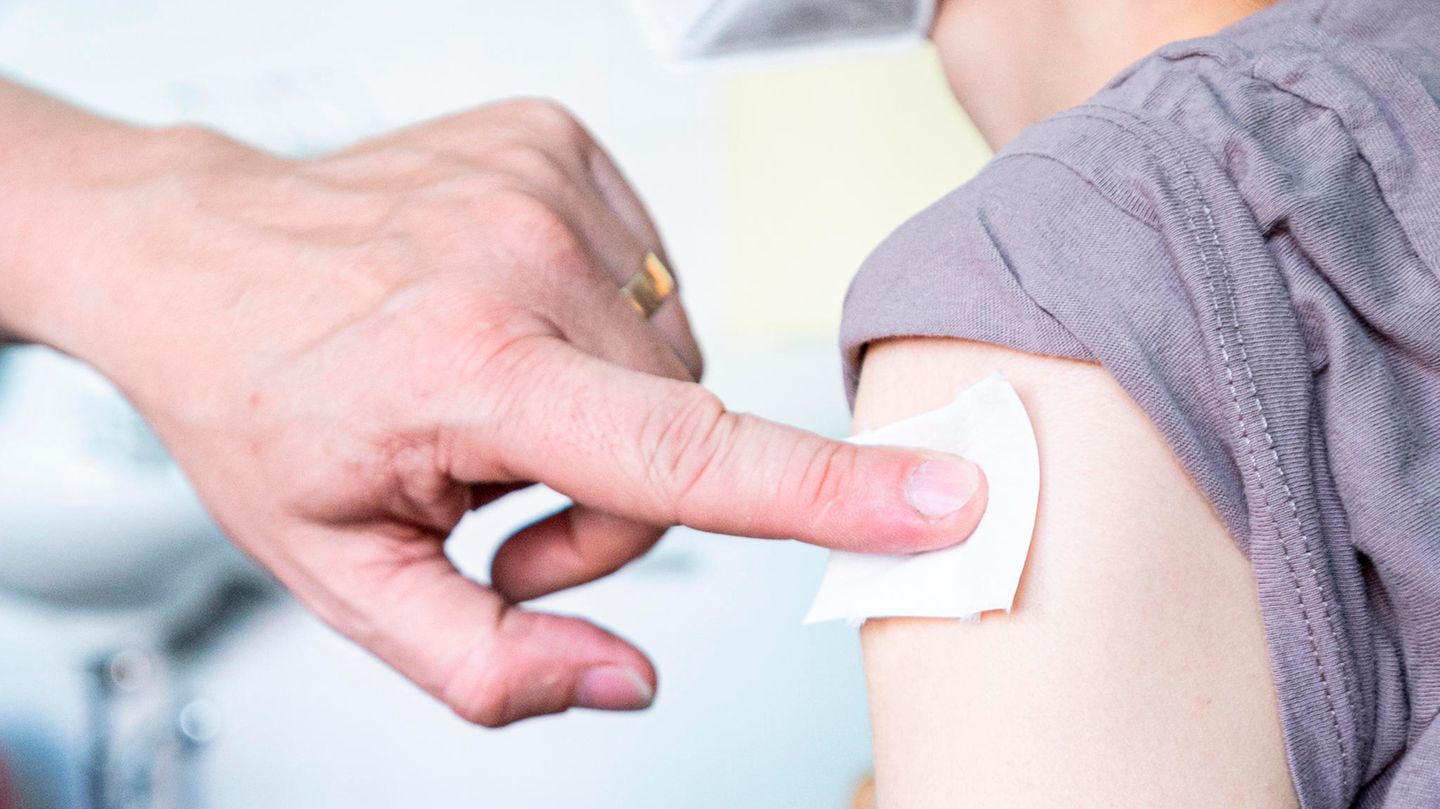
[0,85,987,726]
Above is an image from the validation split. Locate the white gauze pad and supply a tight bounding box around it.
[804,372,1040,624]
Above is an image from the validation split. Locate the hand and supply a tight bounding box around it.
[0,88,988,726]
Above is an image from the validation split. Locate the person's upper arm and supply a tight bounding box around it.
[853,336,1298,808]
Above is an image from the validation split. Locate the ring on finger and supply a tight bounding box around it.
[621,253,675,319]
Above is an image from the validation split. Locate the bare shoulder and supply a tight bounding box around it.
[854,337,1297,809]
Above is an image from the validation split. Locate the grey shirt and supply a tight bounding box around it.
[840,0,1440,805]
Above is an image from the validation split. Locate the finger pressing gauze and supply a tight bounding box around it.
[478,342,985,551]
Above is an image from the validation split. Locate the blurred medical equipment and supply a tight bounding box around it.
[0,345,278,809]
[630,0,933,61]
[83,580,270,809]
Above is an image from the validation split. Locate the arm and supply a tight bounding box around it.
[854,337,1298,807]
[0,79,989,726]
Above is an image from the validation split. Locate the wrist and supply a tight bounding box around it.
[0,86,129,343]
[0,88,245,366]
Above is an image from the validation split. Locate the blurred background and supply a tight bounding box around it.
[0,1,990,806]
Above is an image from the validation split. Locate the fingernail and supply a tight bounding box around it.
[576,666,654,711]
[905,458,981,520]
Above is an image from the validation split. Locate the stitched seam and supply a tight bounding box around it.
[1062,106,1353,788]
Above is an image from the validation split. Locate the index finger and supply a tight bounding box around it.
[443,340,987,553]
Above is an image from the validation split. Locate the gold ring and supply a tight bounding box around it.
[621,253,675,319]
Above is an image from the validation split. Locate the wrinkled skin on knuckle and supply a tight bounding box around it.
[787,434,861,532]
[639,386,730,522]
[431,329,561,480]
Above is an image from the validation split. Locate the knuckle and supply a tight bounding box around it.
[452,688,511,728]
[442,644,515,728]
[434,330,557,466]
[790,438,860,520]
[487,190,586,271]
[441,610,573,728]
[639,386,729,517]
[512,97,585,142]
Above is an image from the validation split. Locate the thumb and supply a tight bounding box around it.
[303,536,655,728]
[457,341,987,553]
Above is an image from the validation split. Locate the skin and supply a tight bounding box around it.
[0,82,989,727]
[934,0,1277,149]
[856,340,1296,807]
[855,1,1295,804]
